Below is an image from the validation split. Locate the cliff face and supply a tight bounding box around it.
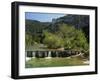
[53,14,89,29]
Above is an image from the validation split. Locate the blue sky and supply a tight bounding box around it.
[25,12,65,22]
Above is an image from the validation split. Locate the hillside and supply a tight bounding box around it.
[25,14,89,42]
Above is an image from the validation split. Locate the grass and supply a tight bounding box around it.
[25,56,89,68]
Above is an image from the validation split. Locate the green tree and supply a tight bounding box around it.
[74,30,89,51]
[25,34,34,47]
[43,31,64,49]
[57,24,89,51]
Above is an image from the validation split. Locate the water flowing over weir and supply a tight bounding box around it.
[26,50,81,59]
[46,51,52,59]
[32,52,35,58]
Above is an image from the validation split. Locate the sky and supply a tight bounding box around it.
[25,12,65,22]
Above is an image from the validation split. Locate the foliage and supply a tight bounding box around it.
[74,29,89,51]
[25,14,89,52]
[25,22,89,54]
[25,34,35,47]
[55,24,89,51]
[43,31,64,49]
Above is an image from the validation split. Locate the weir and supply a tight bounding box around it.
[26,50,80,58]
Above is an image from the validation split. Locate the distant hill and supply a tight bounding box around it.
[55,14,89,29]
[25,20,50,35]
[25,14,89,42]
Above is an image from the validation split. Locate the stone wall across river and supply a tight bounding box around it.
[26,50,80,58]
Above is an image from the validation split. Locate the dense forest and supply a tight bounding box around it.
[25,14,89,57]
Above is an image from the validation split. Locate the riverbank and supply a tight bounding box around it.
[25,56,89,68]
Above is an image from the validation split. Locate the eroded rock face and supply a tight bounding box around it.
[54,15,89,28]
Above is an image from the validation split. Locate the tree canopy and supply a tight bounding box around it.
[43,24,89,51]
[43,31,64,49]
